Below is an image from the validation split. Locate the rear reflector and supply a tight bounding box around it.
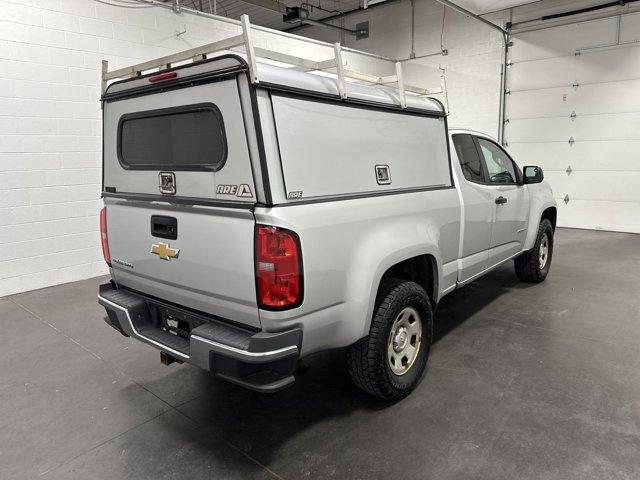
[148,71,177,83]
[100,207,111,267]
[255,225,303,310]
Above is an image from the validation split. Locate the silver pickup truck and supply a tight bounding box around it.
[98,55,556,399]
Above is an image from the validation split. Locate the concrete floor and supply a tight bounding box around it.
[2,228,640,480]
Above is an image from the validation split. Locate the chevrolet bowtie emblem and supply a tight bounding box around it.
[150,242,179,261]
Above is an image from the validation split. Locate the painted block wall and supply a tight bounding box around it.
[0,0,328,297]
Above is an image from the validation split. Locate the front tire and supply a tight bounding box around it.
[514,218,554,283]
[346,279,433,400]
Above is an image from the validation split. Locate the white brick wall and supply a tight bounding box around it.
[0,0,329,297]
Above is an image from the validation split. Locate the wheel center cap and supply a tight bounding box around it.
[393,328,408,352]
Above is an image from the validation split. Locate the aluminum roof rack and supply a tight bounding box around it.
[101,14,446,112]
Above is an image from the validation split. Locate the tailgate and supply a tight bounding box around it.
[105,199,260,328]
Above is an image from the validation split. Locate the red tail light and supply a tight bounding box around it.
[100,207,111,267]
[255,225,303,310]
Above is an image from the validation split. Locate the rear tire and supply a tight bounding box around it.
[346,279,433,400]
[514,218,554,283]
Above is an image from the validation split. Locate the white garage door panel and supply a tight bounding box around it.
[508,15,640,233]
[510,17,618,62]
[544,170,640,203]
[620,12,640,43]
[508,140,640,172]
[508,112,640,143]
[574,45,640,85]
[510,56,577,91]
[554,199,640,233]
[510,45,640,92]
[507,144,565,172]
[507,79,640,119]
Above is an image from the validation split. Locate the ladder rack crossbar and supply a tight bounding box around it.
[104,34,245,82]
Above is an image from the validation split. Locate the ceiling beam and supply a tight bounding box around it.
[300,18,368,36]
[235,0,289,14]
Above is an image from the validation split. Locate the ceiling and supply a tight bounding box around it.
[451,0,539,14]
[161,0,363,30]
[160,0,539,30]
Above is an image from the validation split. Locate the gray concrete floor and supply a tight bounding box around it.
[2,228,640,480]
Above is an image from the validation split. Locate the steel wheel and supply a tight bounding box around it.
[347,280,433,399]
[539,232,549,270]
[387,307,422,376]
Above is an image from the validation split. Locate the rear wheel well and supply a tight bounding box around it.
[379,255,437,307]
[541,207,557,231]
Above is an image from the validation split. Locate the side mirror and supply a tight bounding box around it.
[523,166,544,184]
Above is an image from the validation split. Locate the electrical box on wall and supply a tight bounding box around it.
[356,21,370,40]
[283,6,308,23]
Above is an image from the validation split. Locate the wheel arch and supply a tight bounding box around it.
[378,254,438,306]
[523,190,557,250]
[362,250,439,337]
[541,206,557,231]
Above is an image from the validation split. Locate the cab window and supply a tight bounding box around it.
[477,138,518,184]
[452,134,484,183]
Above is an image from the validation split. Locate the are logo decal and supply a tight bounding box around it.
[216,184,253,198]
[288,191,303,199]
[237,184,253,198]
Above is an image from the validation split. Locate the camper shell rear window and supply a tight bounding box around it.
[117,103,227,171]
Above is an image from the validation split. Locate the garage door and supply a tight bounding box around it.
[505,13,640,233]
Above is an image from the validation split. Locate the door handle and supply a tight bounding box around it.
[151,215,178,240]
[495,196,508,205]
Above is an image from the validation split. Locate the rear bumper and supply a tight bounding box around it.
[98,283,301,393]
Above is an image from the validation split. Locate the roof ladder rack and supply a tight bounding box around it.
[101,14,445,111]
[333,43,347,99]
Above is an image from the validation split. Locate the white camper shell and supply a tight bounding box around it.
[101,36,450,208]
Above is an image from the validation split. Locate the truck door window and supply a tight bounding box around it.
[452,134,484,183]
[477,138,517,184]
[118,103,227,171]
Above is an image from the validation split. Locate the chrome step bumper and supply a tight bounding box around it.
[98,283,301,393]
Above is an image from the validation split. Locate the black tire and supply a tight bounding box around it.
[346,279,433,400]
[514,218,554,283]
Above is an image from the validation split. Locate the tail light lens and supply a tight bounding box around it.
[100,207,111,266]
[255,225,303,310]
[148,71,177,83]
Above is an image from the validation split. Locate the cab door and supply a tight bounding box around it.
[450,134,495,283]
[475,136,530,267]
